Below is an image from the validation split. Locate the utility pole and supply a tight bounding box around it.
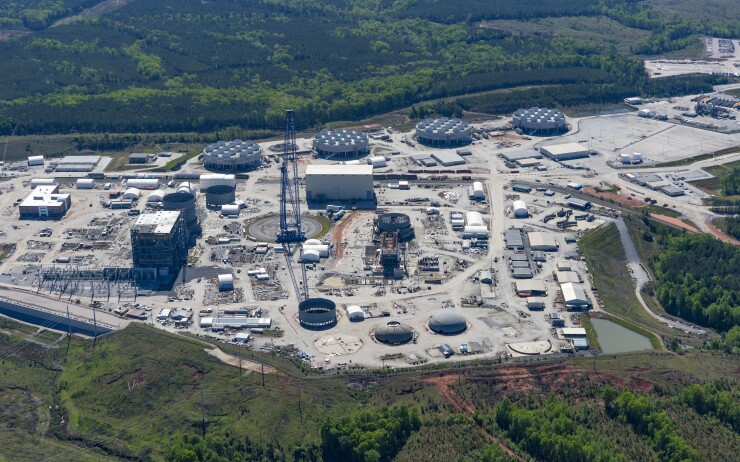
[200,381,206,437]
[298,381,302,421]
[261,354,265,386]
[92,302,98,347]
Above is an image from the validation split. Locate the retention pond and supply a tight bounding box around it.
[591,318,653,354]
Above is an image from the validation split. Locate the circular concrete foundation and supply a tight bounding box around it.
[506,340,552,356]
[247,215,324,242]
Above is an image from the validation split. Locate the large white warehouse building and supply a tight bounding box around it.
[313,129,369,158]
[305,165,374,202]
[203,140,262,171]
[415,118,472,147]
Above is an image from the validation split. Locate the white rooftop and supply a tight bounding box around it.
[133,211,182,234]
[20,186,69,208]
[541,142,589,155]
[561,282,589,304]
[306,164,373,175]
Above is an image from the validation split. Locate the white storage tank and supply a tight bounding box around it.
[30,178,56,188]
[217,274,234,291]
[147,190,165,202]
[472,181,485,199]
[465,211,485,227]
[301,249,321,263]
[221,204,240,216]
[631,152,643,163]
[27,155,44,166]
[305,239,322,246]
[76,178,96,189]
[620,153,631,164]
[125,178,160,189]
[122,188,141,200]
[368,156,387,168]
[513,200,529,218]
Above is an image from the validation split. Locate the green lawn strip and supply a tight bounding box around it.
[579,314,601,351]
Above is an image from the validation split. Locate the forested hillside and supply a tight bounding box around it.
[0,0,737,135]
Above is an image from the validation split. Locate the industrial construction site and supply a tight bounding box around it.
[0,85,739,370]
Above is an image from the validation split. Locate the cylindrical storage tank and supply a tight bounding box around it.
[631,152,643,163]
[147,190,165,203]
[428,311,467,335]
[368,156,387,168]
[200,174,236,190]
[122,188,141,200]
[302,244,329,257]
[125,179,160,189]
[298,298,337,328]
[620,153,630,164]
[346,305,365,322]
[205,185,236,207]
[76,178,95,189]
[30,178,56,188]
[301,249,321,263]
[465,211,484,227]
[163,191,197,226]
[221,204,240,216]
[305,239,322,246]
[513,200,529,218]
[374,321,414,345]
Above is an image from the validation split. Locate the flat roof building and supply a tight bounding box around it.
[556,271,580,283]
[528,232,558,251]
[19,185,71,220]
[505,228,524,249]
[305,164,374,202]
[431,151,467,167]
[567,198,592,210]
[540,143,590,161]
[131,211,188,278]
[515,280,547,297]
[659,185,685,197]
[128,153,151,164]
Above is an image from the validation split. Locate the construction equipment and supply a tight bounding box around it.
[276,110,308,300]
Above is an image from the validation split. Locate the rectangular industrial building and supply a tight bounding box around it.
[659,185,685,197]
[540,143,591,161]
[19,185,71,220]
[509,253,528,262]
[128,153,152,164]
[527,297,546,310]
[501,150,542,163]
[511,260,530,269]
[505,228,524,249]
[430,151,466,167]
[567,198,592,210]
[55,155,102,172]
[131,211,188,277]
[556,271,580,283]
[512,268,533,279]
[515,280,547,297]
[410,154,437,167]
[561,282,592,310]
[27,155,44,166]
[528,232,558,251]
[305,165,374,202]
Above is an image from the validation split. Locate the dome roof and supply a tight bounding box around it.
[374,321,414,345]
[428,311,467,335]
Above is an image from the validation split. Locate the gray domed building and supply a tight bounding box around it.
[428,311,467,335]
[374,321,415,345]
[203,139,262,171]
[415,118,472,147]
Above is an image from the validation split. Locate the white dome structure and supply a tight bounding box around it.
[203,139,262,171]
[301,249,321,263]
[346,305,365,322]
[512,108,567,135]
[122,188,141,200]
[415,118,472,147]
[513,200,529,218]
[147,190,165,202]
[313,129,369,158]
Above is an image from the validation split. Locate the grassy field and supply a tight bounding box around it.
[640,204,681,218]
[580,222,682,346]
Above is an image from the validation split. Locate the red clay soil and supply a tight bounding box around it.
[332,211,371,258]
[424,374,525,462]
[649,213,700,233]
[706,220,740,245]
[583,187,636,207]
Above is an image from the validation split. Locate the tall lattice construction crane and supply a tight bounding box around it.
[276,110,309,300]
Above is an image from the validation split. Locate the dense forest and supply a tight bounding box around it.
[721,169,740,196]
[0,0,737,135]
[653,234,739,332]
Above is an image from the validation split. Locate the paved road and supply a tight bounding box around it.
[612,218,706,335]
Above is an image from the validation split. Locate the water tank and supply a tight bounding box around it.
[631,152,643,163]
[163,191,197,227]
[200,174,236,190]
[206,185,236,207]
[428,311,467,335]
[374,321,414,345]
[620,153,631,164]
[513,200,529,218]
[298,298,337,328]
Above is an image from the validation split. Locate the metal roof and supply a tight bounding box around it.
[561,282,590,305]
[305,164,373,175]
[133,211,182,234]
